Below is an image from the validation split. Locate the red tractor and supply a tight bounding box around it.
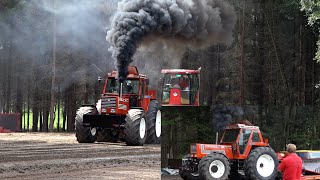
[159,68,201,106]
[75,66,161,145]
[179,122,279,180]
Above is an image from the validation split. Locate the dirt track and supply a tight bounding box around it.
[0,133,160,180]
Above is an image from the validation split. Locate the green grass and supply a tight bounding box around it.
[22,105,67,131]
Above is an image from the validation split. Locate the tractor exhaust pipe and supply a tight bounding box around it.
[216,132,219,144]
[119,82,123,99]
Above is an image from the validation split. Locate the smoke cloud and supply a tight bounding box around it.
[0,0,118,91]
[213,105,244,131]
[107,0,236,81]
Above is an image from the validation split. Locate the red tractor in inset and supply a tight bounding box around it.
[75,66,161,145]
[179,122,279,180]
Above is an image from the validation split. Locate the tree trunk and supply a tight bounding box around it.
[16,76,23,131]
[49,0,56,132]
[240,0,245,106]
[5,16,13,113]
[43,107,49,132]
[32,106,38,132]
[39,110,43,132]
[62,107,66,132]
[27,80,30,131]
[57,93,60,132]
[66,84,76,132]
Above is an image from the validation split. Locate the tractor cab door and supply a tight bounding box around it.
[238,129,252,155]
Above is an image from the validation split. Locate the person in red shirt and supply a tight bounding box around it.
[278,144,303,180]
[178,75,190,90]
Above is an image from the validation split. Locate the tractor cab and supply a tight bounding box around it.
[190,122,268,160]
[219,123,268,159]
[100,66,155,116]
[160,68,200,106]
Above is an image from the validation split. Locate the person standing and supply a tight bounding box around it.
[278,144,303,180]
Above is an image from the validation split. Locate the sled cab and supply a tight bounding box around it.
[160,69,200,106]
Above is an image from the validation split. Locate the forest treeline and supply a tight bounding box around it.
[1,0,320,148]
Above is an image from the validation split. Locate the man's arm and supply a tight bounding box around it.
[278,160,285,173]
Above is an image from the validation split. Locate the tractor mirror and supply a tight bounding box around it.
[98,76,102,83]
[146,79,149,86]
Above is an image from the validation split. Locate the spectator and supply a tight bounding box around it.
[278,144,303,180]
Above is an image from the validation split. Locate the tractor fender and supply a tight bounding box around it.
[208,151,228,160]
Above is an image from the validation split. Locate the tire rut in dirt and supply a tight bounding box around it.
[244,147,279,180]
[75,107,97,143]
[199,153,230,180]
[124,109,147,146]
[146,100,161,144]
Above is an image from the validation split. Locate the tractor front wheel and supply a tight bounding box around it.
[146,100,161,144]
[244,147,279,180]
[124,109,147,146]
[199,153,230,180]
[75,106,97,143]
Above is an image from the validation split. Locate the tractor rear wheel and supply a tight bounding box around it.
[199,153,230,180]
[146,100,161,144]
[97,129,119,142]
[75,106,97,143]
[244,147,279,180]
[124,109,147,146]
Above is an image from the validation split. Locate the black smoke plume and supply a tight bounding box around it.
[213,105,244,131]
[107,0,236,81]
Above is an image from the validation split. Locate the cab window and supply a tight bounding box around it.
[252,131,261,142]
[239,129,251,154]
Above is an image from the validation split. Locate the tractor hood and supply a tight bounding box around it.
[190,143,233,159]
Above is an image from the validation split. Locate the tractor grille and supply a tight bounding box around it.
[101,97,117,108]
